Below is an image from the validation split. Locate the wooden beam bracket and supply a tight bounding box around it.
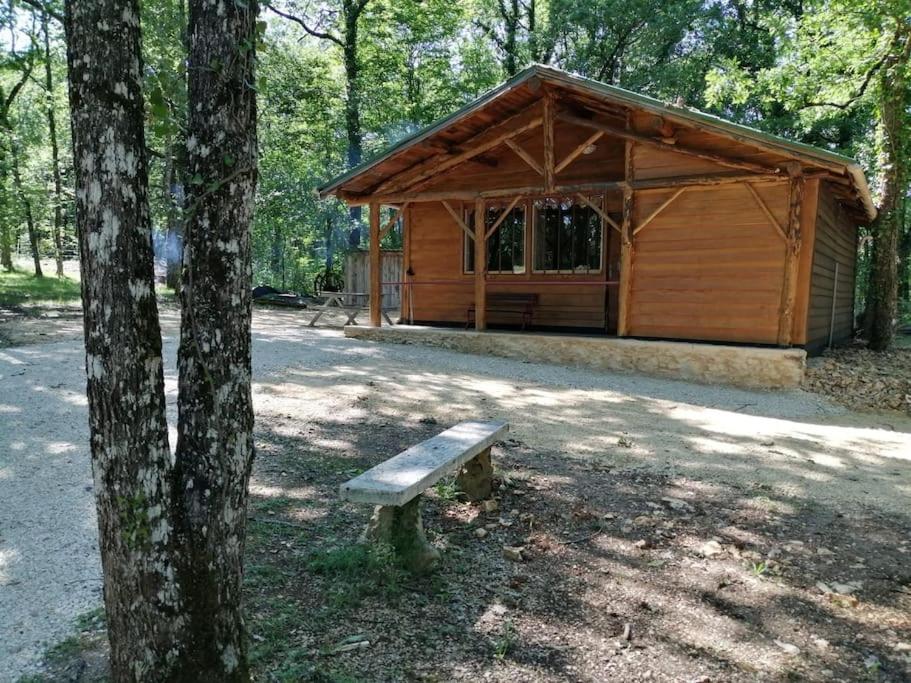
[575,193,620,233]
[485,195,523,239]
[743,183,786,241]
[633,187,686,235]
[379,202,409,241]
[442,200,474,241]
[504,138,544,176]
[555,131,604,174]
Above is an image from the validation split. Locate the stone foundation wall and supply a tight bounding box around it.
[344,326,807,390]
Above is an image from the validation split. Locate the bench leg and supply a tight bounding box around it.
[360,495,440,573]
[456,447,493,501]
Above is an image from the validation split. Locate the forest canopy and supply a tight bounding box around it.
[1,0,908,343]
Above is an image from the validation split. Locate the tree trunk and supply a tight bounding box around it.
[1,163,12,271]
[173,0,258,677]
[10,141,42,277]
[64,0,181,678]
[164,137,186,292]
[866,38,909,351]
[43,12,65,278]
[343,2,363,225]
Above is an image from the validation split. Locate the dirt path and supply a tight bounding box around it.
[2,309,909,681]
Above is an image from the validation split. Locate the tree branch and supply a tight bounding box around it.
[800,32,900,110]
[17,0,63,24]
[264,2,344,46]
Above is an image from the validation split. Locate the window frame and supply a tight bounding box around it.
[463,200,528,275]
[531,195,605,275]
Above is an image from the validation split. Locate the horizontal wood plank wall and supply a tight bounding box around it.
[407,201,612,328]
[408,202,473,322]
[628,181,789,344]
[805,184,857,352]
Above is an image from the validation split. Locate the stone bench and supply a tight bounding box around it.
[340,420,509,572]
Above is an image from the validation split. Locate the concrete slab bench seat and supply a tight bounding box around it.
[340,420,509,571]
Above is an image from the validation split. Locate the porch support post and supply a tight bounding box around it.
[617,138,635,337]
[369,202,382,327]
[474,197,487,330]
[618,187,634,337]
[777,164,804,345]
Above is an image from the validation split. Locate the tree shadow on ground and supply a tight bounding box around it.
[246,402,911,682]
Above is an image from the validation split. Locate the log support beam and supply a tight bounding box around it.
[777,165,804,345]
[617,138,635,337]
[543,94,555,193]
[558,111,780,176]
[618,187,634,337]
[474,197,487,330]
[340,172,784,206]
[369,202,381,327]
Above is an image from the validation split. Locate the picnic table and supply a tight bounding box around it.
[307,292,395,327]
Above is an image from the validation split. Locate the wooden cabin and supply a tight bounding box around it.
[319,66,875,353]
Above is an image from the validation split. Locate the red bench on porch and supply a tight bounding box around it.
[467,293,538,330]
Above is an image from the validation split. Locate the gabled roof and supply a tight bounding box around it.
[319,65,875,221]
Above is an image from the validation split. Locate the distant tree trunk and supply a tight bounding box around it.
[164,135,186,291]
[42,12,65,278]
[173,0,258,677]
[1,164,12,271]
[343,0,364,225]
[325,215,334,270]
[10,142,42,277]
[866,35,909,351]
[165,0,188,292]
[64,0,181,678]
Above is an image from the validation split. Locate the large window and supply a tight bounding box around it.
[464,203,526,274]
[533,196,603,273]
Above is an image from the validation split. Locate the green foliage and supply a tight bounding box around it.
[1,0,908,329]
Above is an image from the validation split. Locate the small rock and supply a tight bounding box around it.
[893,642,911,652]
[482,499,499,513]
[661,496,692,511]
[634,539,650,549]
[831,581,862,595]
[475,527,488,539]
[603,513,616,520]
[812,637,829,650]
[503,546,525,562]
[816,581,833,594]
[617,436,634,448]
[774,639,800,656]
[498,517,514,528]
[699,540,723,558]
[816,547,834,556]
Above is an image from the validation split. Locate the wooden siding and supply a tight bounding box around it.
[627,182,789,344]
[805,184,857,352]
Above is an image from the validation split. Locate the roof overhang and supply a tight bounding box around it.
[318,65,876,222]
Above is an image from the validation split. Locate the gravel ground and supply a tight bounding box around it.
[2,308,910,680]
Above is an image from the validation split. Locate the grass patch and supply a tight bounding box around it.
[308,543,406,608]
[0,269,82,307]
